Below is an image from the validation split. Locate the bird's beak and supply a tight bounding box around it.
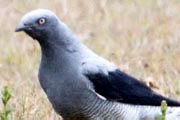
[15,23,31,32]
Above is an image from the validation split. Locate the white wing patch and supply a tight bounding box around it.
[81,57,116,75]
[96,93,107,100]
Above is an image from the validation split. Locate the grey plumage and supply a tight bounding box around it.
[15,9,180,120]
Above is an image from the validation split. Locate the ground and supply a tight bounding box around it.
[0,0,180,120]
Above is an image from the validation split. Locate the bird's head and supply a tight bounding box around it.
[15,9,59,40]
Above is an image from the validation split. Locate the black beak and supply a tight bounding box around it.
[15,23,32,32]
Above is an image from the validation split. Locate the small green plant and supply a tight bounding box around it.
[0,86,12,120]
[157,100,167,120]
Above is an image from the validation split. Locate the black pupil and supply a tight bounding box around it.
[40,19,44,24]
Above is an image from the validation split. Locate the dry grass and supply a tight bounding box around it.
[0,0,180,119]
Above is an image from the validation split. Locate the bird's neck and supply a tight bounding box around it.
[39,23,79,57]
[39,30,88,74]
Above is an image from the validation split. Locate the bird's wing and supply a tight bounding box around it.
[82,58,180,106]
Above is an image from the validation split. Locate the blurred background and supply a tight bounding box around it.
[0,0,180,119]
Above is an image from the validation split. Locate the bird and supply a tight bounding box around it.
[15,9,180,120]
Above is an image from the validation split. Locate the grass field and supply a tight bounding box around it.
[0,0,180,119]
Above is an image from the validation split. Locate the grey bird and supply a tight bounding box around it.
[15,9,180,120]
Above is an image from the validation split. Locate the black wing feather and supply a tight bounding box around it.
[85,69,180,106]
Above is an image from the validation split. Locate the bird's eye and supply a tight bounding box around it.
[38,18,46,25]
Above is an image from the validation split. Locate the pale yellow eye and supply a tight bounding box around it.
[38,18,46,25]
